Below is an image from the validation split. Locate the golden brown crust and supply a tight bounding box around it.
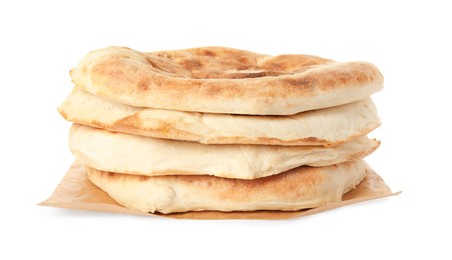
[71,46,383,115]
[93,164,326,198]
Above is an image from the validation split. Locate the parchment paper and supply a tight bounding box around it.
[40,161,400,220]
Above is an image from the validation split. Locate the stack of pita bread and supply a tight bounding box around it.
[58,46,383,214]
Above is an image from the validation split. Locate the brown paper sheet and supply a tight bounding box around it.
[40,161,400,220]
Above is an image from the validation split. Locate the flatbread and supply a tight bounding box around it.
[59,88,380,146]
[69,124,379,179]
[85,160,367,213]
[71,46,383,115]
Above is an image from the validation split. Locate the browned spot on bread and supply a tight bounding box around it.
[356,72,369,84]
[200,50,215,56]
[95,165,326,199]
[300,137,325,143]
[110,113,202,141]
[57,108,68,119]
[178,59,202,71]
[91,60,125,82]
[281,77,317,95]
[137,80,149,91]
[223,70,287,79]
[91,163,325,189]
[111,113,142,129]
[180,166,326,201]
[90,119,111,130]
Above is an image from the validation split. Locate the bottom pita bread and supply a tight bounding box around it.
[86,160,367,214]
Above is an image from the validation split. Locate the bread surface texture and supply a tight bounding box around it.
[71,46,383,115]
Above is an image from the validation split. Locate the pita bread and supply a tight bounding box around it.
[71,46,383,115]
[69,124,379,179]
[59,88,380,146]
[85,160,367,213]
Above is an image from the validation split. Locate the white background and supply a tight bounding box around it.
[1,0,450,259]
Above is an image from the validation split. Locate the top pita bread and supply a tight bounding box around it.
[71,46,383,115]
